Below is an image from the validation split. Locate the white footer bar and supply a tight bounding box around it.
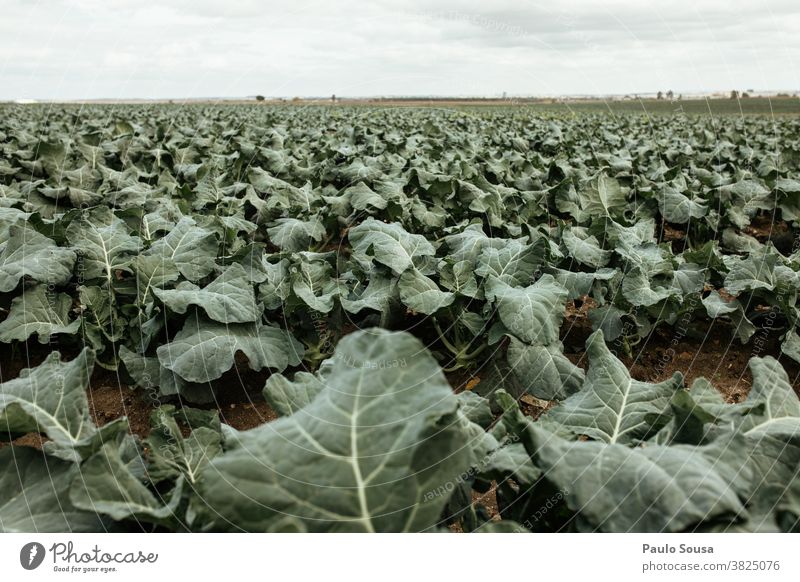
[0,533,795,581]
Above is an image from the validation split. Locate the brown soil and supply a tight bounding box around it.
[745,214,792,244]
[87,378,153,437]
[472,484,500,521]
[220,401,279,428]
[560,298,800,400]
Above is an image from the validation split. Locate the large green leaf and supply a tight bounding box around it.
[506,338,584,401]
[443,223,505,265]
[743,356,800,430]
[526,427,746,532]
[156,316,304,383]
[621,267,674,307]
[562,227,610,268]
[702,291,755,343]
[197,329,473,532]
[0,348,127,461]
[249,168,315,210]
[263,371,325,416]
[267,217,325,251]
[398,269,454,314]
[0,285,80,343]
[486,275,568,345]
[475,238,544,287]
[146,216,218,281]
[740,357,800,515]
[349,218,435,274]
[345,181,389,211]
[256,257,292,309]
[723,249,781,294]
[289,253,340,313]
[132,254,181,311]
[658,186,707,223]
[66,208,141,282]
[439,259,481,298]
[0,447,103,532]
[154,263,260,323]
[580,174,627,219]
[145,406,223,485]
[340,273,398,314]
[0,222,76,292]
[70,437,182,524]
[543,331,683,443]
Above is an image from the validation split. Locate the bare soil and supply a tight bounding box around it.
[560,299,800,401]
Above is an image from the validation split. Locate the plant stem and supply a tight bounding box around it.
[432,318,460,354]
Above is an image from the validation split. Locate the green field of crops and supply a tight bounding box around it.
[523,96,800,116]
[0,104,798,533]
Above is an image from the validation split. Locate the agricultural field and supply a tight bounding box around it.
[523,96,800,116]
[0,103,798,533]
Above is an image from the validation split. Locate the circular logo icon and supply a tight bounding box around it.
[20,542,46,570]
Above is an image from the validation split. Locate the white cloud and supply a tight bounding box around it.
[0,0,797,98]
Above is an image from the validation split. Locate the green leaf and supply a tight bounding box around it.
[118,345,160,390]
[263,371,325,416]
[543,330,683,443]
[526,427,746,532]
[728,357,800,523]
[0,348,128,460]
[621,267,673,307]
[197,329,473,532]
[289,253,340,313]
[724,249,779,294]
[0,221,76,292]
[398,269,454,314]
[702,291,755,343]
[439,260,480,298]
[475,238,544,287]
[156,316,304,383]
[456,391,494,428]
[66,208,141,282]
[256,258,292,310]
[486,275,568,345]
[349,218,435,275]
[658,186,707,224]
[562,227,611,268]
[146,216,218,281]
[131,254,181,312]
[267,217,325,251]
[345,181,388,211]
[580,174,627,219]
[0,447,103,532]
[78,285,127,348]
[340,273,398,315]
[742,356,800,432]
[588,304,627,341]
[0,285,80,343]
[444,223,505,265]
[70,438,183,523]
[145,406,223,485]
[154,263,260,323]
[506,338,584,401]
[781,329,800,365]
[249,168,315,210]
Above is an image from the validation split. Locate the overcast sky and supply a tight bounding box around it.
[1,0,798,99]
